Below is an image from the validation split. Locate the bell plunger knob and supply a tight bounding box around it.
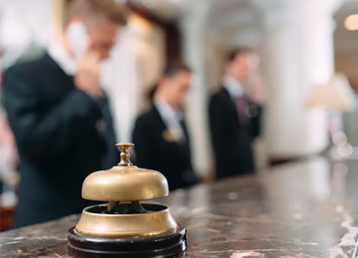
[116,143,134,166]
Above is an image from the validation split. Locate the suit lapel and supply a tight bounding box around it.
[152,105,168,133]
[152,106,178,144]
[221,87,236,109]
[180,119,190,144]
[220,87,243,130]
[152,105,188,148]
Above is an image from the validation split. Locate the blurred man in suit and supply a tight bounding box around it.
[2,0,127,227]
[209,48,264,180]
[132,62,198,191]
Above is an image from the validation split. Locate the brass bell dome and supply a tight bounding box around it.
[81,143,169,202]
[75,143,177,237]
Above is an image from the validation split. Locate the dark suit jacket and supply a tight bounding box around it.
[132,106,198,190]
[2,53,119,228]
[209,87,262,179]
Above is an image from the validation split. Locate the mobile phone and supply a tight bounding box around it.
[67,22,88,59]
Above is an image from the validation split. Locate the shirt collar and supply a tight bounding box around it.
[223,75,244,99]
[154,98,183,123]
[48,42,76,76]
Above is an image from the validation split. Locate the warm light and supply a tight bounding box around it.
[332,132,347,146]
[337,143,353,157]
[344,14,358,31]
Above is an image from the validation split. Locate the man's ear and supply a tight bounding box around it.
[159,77,169,88]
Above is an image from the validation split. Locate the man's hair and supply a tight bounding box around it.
[148,61,191,101]
[66,0,128,26]
[227,47,252,63]
[163,60,191,78]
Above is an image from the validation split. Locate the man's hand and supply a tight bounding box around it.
[248,74,265,105]
[74,40,102,98]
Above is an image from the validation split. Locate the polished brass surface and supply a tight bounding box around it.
[82,165,168,201]
[81,143,169,201]
[75,203,178,237]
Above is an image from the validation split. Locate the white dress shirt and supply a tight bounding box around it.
[222,75,244,100]
[154,99,186,143]
[48,43,76,76]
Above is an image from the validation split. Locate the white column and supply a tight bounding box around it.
[259,0,344,159]
[180,2,213,176]
[101,15,165,143]
[101,29,140,143]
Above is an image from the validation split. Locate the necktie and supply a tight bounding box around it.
[234,96,250,128]
[95,96,108,139]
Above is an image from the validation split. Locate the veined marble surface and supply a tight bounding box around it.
[1,156,358,257]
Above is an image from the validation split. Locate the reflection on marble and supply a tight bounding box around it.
[1,157,358,257]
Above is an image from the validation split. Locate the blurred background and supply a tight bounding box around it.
[1,0,358,230]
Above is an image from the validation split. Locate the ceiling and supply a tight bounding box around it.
[129,0,358,50]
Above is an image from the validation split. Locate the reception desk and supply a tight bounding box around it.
[1,157,358,257]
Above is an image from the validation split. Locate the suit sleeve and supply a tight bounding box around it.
[132,117,151,168]
[2,66,102,163]
[209,97,229,165]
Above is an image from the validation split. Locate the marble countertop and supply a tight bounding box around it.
[1,156,358,257]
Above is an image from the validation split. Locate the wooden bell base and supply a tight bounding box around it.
[67,225,187,258]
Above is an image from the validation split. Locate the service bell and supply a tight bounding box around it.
[67,143,187,258]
